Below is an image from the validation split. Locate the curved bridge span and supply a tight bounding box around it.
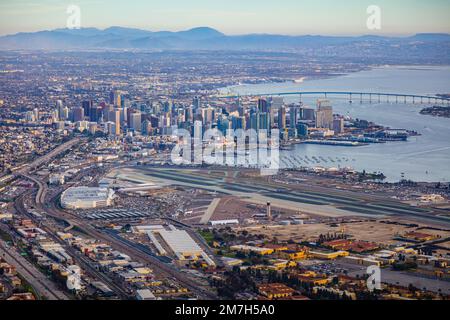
[220,91,450,105]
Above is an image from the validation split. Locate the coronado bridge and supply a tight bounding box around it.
[218,91,450,105]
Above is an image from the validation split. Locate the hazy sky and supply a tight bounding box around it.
[0,0,449,36]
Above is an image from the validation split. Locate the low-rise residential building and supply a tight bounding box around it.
[257,283,296,299]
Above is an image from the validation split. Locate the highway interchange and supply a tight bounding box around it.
[8,139,217,299]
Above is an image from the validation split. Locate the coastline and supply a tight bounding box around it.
[218,65,450,183]
[220,64,450,95]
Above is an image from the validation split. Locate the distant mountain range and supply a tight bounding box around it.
[1,26,450,53]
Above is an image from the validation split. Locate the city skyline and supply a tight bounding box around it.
[1,0,450,307]
[1,0,450,36]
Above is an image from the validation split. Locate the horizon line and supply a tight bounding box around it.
[2,25,450,38]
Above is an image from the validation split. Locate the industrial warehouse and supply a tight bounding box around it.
[1,1,449,314]
[137,225,216,267]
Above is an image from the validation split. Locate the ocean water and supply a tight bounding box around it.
[225,66,450,182]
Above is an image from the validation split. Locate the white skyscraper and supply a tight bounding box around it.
[316,99,333,129]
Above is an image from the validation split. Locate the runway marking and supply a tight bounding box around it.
[199,198,221,224]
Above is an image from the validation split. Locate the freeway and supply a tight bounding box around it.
[0,239,69,300]
[17,163,217,299]
[14,137,82,175]
[55,210,217,299]
[48,190,216,299]
[13,191,131,299]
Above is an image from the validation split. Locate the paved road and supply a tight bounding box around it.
[15,151,131,298]
[15,138,81,174]
[0,240,69,300]
[13,191,131,299]
[335,260,450,294]
[9,141,218,300]
[34,168,218,299]
[20,170,215,299]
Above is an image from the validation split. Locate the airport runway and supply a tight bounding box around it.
[124,166,450,226]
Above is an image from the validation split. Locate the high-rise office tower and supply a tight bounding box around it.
[61,107,69,121]
[171,102,177,116]
[159,115,170,129]
[103,105,114,121]
[185,106,193,123]
[150,115,159,128]
[126,108,134,126]
[333,118,344,134]
[258,112,270,130]
[289,105,299,128]
[270,97,284,109]
[258,98,269,113]
[270,97,283,125]
[114,109,121,136]
[56,100,64,120]
[89,106,100,122]
[316,99,333,129]
[193,120,203,136]
[105,109,116,123]
[163,101,171,114]
[315,111,325,129]
[278,106,286,129]
[72,107,84,122]
[201,107,214,126]
[231,116,246,130]
[250,113,259,131]
[108,109,121,135]
[193,96,201,110]
[110,90,121,107]
[217,116,230,135]
[237,106,244,117]
[141,120,152,135]
[51,109,58,123]
[121,107,128,125]
[82,100,93,118]
[106,122,115,136]
[129,111,142,132]
[300,107,315,121]
[33,108,39,122]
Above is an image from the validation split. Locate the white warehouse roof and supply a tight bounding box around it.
[156,229,203,257]
[136,289,156,300]
[61,187,114,209]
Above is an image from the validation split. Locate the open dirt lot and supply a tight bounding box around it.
[243,220,450,245]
